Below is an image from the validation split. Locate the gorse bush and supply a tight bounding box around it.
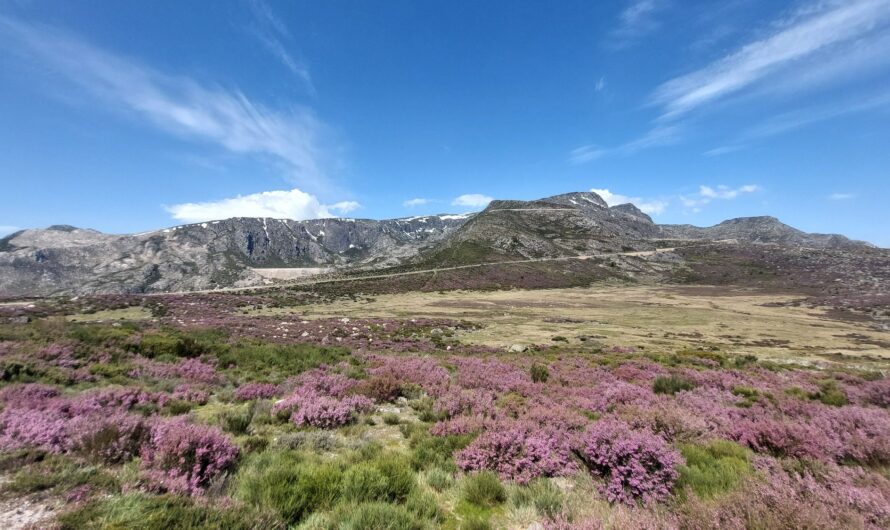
[653,375,696,395]
[677,439,752,499]
[462,471,507,507]
[576,418,682,504]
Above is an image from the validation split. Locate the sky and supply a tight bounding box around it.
[0,0,888,246]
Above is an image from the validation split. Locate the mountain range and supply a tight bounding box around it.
[0,191,873,297]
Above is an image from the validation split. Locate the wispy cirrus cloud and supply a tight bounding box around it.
[0,15,332,189]
[610,0,669,48]
[245,0,314,94]
[829,193,856,200]
[165,189,356,223]
[651,0,890,120]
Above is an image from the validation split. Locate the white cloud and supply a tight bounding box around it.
[165,188,355,223]
[680,184,761,210]
[329,201,361,214]
[611,0,669,47]
[569,145,606,164]
[452,194,493,208]
[595,77,606,92]
[245,0,314,93]
[590,188,667,215]
[0,16,330,188]
[651,0,890,119]
[829,193,856,200]
[569,125,681,165]
[403,198,430,208]
[0,225,20,237]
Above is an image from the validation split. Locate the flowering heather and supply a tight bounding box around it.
[171,384,210,405]
[141,418,239,496]
[368,355,451,395]
[456,421,578,483]
[434,388,497,418]
[233,382,280,401]
[70,412,151,464]
[273,369,374,428]
[0,382,60,403]
[453,357,532,393]
[130,357,222,384]
[576,419,682,504]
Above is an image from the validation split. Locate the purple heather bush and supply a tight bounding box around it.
[233,382,280,401]
[140,418,239,496]
[171,384,210,405]
[456,421,578,483]
[368,355,451,396]
[576,418,682,504]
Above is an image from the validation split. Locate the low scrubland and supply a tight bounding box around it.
[1,308,889,529]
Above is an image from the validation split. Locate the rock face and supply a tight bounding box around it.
[0,190,870,296]
[0,215,471,296]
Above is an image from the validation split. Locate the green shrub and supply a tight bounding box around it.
[341,463,391,503]
[425,467,454,492]
[67,324,135,346]
[57,494,279,530]
[409,432,473,472]
[5,455,117,495]
[382,413,401,425]
[810,381,849,407]
[677,439,752,499]
[462,471,506,507]
[331,502,424,530]
[216,406,253,435]
[530,363,549,383]
[371,454,416,503]
[653,375,697,395]
[217,342,349,383]
[405,489,444,522]
[510,478,563,518]
[551,336,568,342]
[235,450,342,524]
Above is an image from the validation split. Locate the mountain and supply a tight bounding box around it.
[660,216,869,249]
[0,214,471,297]
[0,191,871,297]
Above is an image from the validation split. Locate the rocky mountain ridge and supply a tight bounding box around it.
[0,191,871,296]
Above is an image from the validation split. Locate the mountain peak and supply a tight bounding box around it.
[540,191,609,209]
[610,203,654,223]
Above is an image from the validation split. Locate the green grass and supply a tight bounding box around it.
[676,439,752,499]
[235,450,343,524]
[3,454,117,495]
[408,432,473,472]
[509,478,563,519]
[216,341,350,383]
[462,471,506,507]
[653,375,697,395]
[57,494,279,530]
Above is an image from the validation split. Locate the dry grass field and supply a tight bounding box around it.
[255,284,890,369]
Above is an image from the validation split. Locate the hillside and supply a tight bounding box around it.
[0,190,872,297]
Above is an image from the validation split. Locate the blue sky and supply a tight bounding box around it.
[1,0,889,246]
